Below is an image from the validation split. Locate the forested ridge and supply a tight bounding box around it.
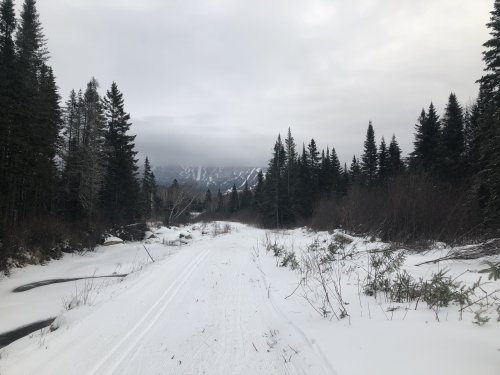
[1,0,500,271]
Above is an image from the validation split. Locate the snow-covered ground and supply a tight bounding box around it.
[0,222,499,374]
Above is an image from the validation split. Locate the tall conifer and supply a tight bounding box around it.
[361,121,378,184]
[439,93,465,180]
[100,82,139,222]
[411,104,441,171]
[378,137,389,181]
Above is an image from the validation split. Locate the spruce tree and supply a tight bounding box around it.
[229,184,239,213]
[340,163,350,194]
[411,103,441,171]
[0,0,16,161]
[0,0,17,225]
[284,128,297,196]
[284,128,299,221]
[475,0,500,227]
[12,0,53,222]
[253,170,264,212]
[35,64,62,214]
[100,82,139,223]
[240,180,253,209]
[349,155,362,183]
[296,144,313,218]
[79,78,106,219]
[307,139,320,182]
[439,93,465,180]
[216,189,224,212]
[319,149,331,195]
[307,139,321,202]
[361,121,378,184]
[204,188,212,212]
[479,0,500,101]
[464,100,482,163]
[61,89,84,219]
[141,157,156,219]
[388,134,403,176]
[378,137,389,181]
[262,135,287,227]
[330,146,342,193]
[62,89,82,155]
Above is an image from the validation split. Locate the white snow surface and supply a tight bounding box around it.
[0,223,498,375]
[103,236,124,245]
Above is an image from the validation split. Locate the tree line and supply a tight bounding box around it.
[210,1,500,242]
[0,0,158,269]
[2,0,500,270]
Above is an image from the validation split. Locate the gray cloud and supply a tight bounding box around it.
[36,0,491,166]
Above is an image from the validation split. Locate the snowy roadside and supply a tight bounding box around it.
[0,222,498,374]
[255,228,500,375]
[0,224,206,334]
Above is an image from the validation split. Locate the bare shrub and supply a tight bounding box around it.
[310,172,482,244]
[299,242,349,320]
[62,276,100,310]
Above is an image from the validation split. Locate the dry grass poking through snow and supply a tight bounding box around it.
[263,229,500,325]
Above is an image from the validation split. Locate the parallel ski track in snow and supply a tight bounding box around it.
[89,247,211,375]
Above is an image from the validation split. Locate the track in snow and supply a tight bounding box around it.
[99,233,335,375]
[1,228,335,375]
[90,247,211,375]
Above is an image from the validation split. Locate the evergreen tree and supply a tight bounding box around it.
[35,64,62,213]
[319,149,331,195]
[284,127,297,196]
[296,144,313,218]
[204,188,212,212]
[79,78,106,219]
[61,89,85,219]
[229,184,239,213]
[141,157,156,219]
[349,155,362,183]
[11,0,54,222]
[475,0,500,227]
[479,0,500,102]
[240,180,253,209]
[253,170,264,212]
[307,139,321,204]
[0,0,17,225]
[464,101,482,163]
[284,128,299,220]
[388,134,403,176]
[62,89,83,155]
[378,137,390,181]
[216,189,224,212]
[439,93,465,180]
[411,104,441,171]
[330,147,341,179]
[100,82,139,222]
[361,121,378,184]
[340,162,349,194]
[307,139,320,184]
[262,135,287,227]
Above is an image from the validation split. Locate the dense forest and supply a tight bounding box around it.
[0,0,161,270]
[1,0,500,271]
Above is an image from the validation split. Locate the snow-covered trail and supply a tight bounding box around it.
[2,227,334,375]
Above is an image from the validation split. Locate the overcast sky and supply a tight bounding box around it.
[36,0,491,167]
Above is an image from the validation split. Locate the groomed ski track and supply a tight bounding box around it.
[8,225,335,375]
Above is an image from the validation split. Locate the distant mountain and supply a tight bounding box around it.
[153,166,265,192]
